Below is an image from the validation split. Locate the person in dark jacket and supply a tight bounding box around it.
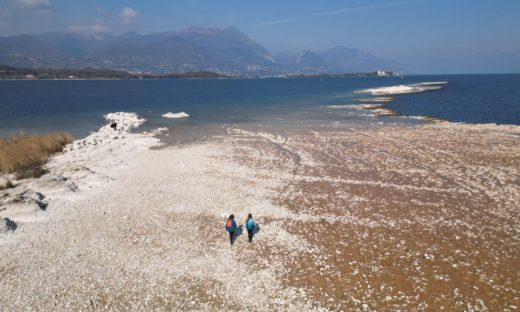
[245,213,256,243]
[225,214,238,245]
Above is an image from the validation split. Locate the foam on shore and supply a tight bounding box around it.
[355,81,447,96]
[325,82,448,120]
[353,97,394,103]
[325,104,397,117]
[325,104,361,109]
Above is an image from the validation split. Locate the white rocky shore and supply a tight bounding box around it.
[0,112,325,311]
[1,112,519,311]
[162,112,190,119]
[0,112,162,229]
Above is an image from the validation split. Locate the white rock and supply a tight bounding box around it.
[162,112,190,119]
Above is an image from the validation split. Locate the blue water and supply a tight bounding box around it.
[0,74,519,138]
[384,74,520,124]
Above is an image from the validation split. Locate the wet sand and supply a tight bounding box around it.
[227,122,520,311]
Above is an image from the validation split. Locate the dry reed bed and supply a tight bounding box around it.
[0,133,73,179]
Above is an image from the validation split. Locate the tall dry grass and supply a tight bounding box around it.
[0,133,73,179]
[0,178,14,190]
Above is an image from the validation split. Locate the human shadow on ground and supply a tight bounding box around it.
[248,224,261,241]
[232,225,244,243]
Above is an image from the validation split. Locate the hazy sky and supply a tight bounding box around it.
[0,0,519,73]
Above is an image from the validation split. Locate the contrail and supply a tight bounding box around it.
[253,0,426,27]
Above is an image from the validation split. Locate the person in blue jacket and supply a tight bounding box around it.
[225,214,238,245]
[245,213,256,243]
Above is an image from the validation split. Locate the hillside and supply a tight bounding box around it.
[0,27,403,75]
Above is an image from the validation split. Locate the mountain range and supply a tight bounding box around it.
[0,27,404,75]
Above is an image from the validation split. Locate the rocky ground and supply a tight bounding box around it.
[229,122,520,311]
[1,115,519,311]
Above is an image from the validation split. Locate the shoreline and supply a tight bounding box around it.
[3,110,519,223]
[0,77,237,81]
[2,77,520,132]
[0,112,164,227]
[1,111,520,310]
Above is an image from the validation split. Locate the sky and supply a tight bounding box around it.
[0,0,519,73]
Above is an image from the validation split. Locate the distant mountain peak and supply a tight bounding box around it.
[180,26,218,34]
[120,31,140,38]
[0,27,404,74]
[288,45,403,73]
[179,26,237,35]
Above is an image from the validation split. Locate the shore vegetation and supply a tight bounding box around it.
[0,65,230,80]
[0,133,73,179]
[0,178,14,190]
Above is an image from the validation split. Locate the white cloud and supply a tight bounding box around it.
[254,0,426,27]
[16,0,52,10]
[120,6,138,22]
[68,22,110,34]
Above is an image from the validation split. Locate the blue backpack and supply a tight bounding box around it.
[226,219,236,232]
[246,218,255,230]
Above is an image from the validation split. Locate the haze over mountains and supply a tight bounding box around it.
[0,27,403,75]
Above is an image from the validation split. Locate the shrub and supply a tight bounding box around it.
[0,178,14,190]
[0,133,73,179]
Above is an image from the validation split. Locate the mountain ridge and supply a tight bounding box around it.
[0,27,404,75]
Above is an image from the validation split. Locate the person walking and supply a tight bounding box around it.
[245,213,256,243]
[225,214,238,245]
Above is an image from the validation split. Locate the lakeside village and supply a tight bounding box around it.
[0,65,400,80]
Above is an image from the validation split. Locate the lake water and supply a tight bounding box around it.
[1,74,519,138]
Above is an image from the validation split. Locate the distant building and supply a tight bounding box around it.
[25,74,35,79]
[377,70,389,77]
[68,75,75,79]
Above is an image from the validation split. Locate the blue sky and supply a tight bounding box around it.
[0,0,519,73]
